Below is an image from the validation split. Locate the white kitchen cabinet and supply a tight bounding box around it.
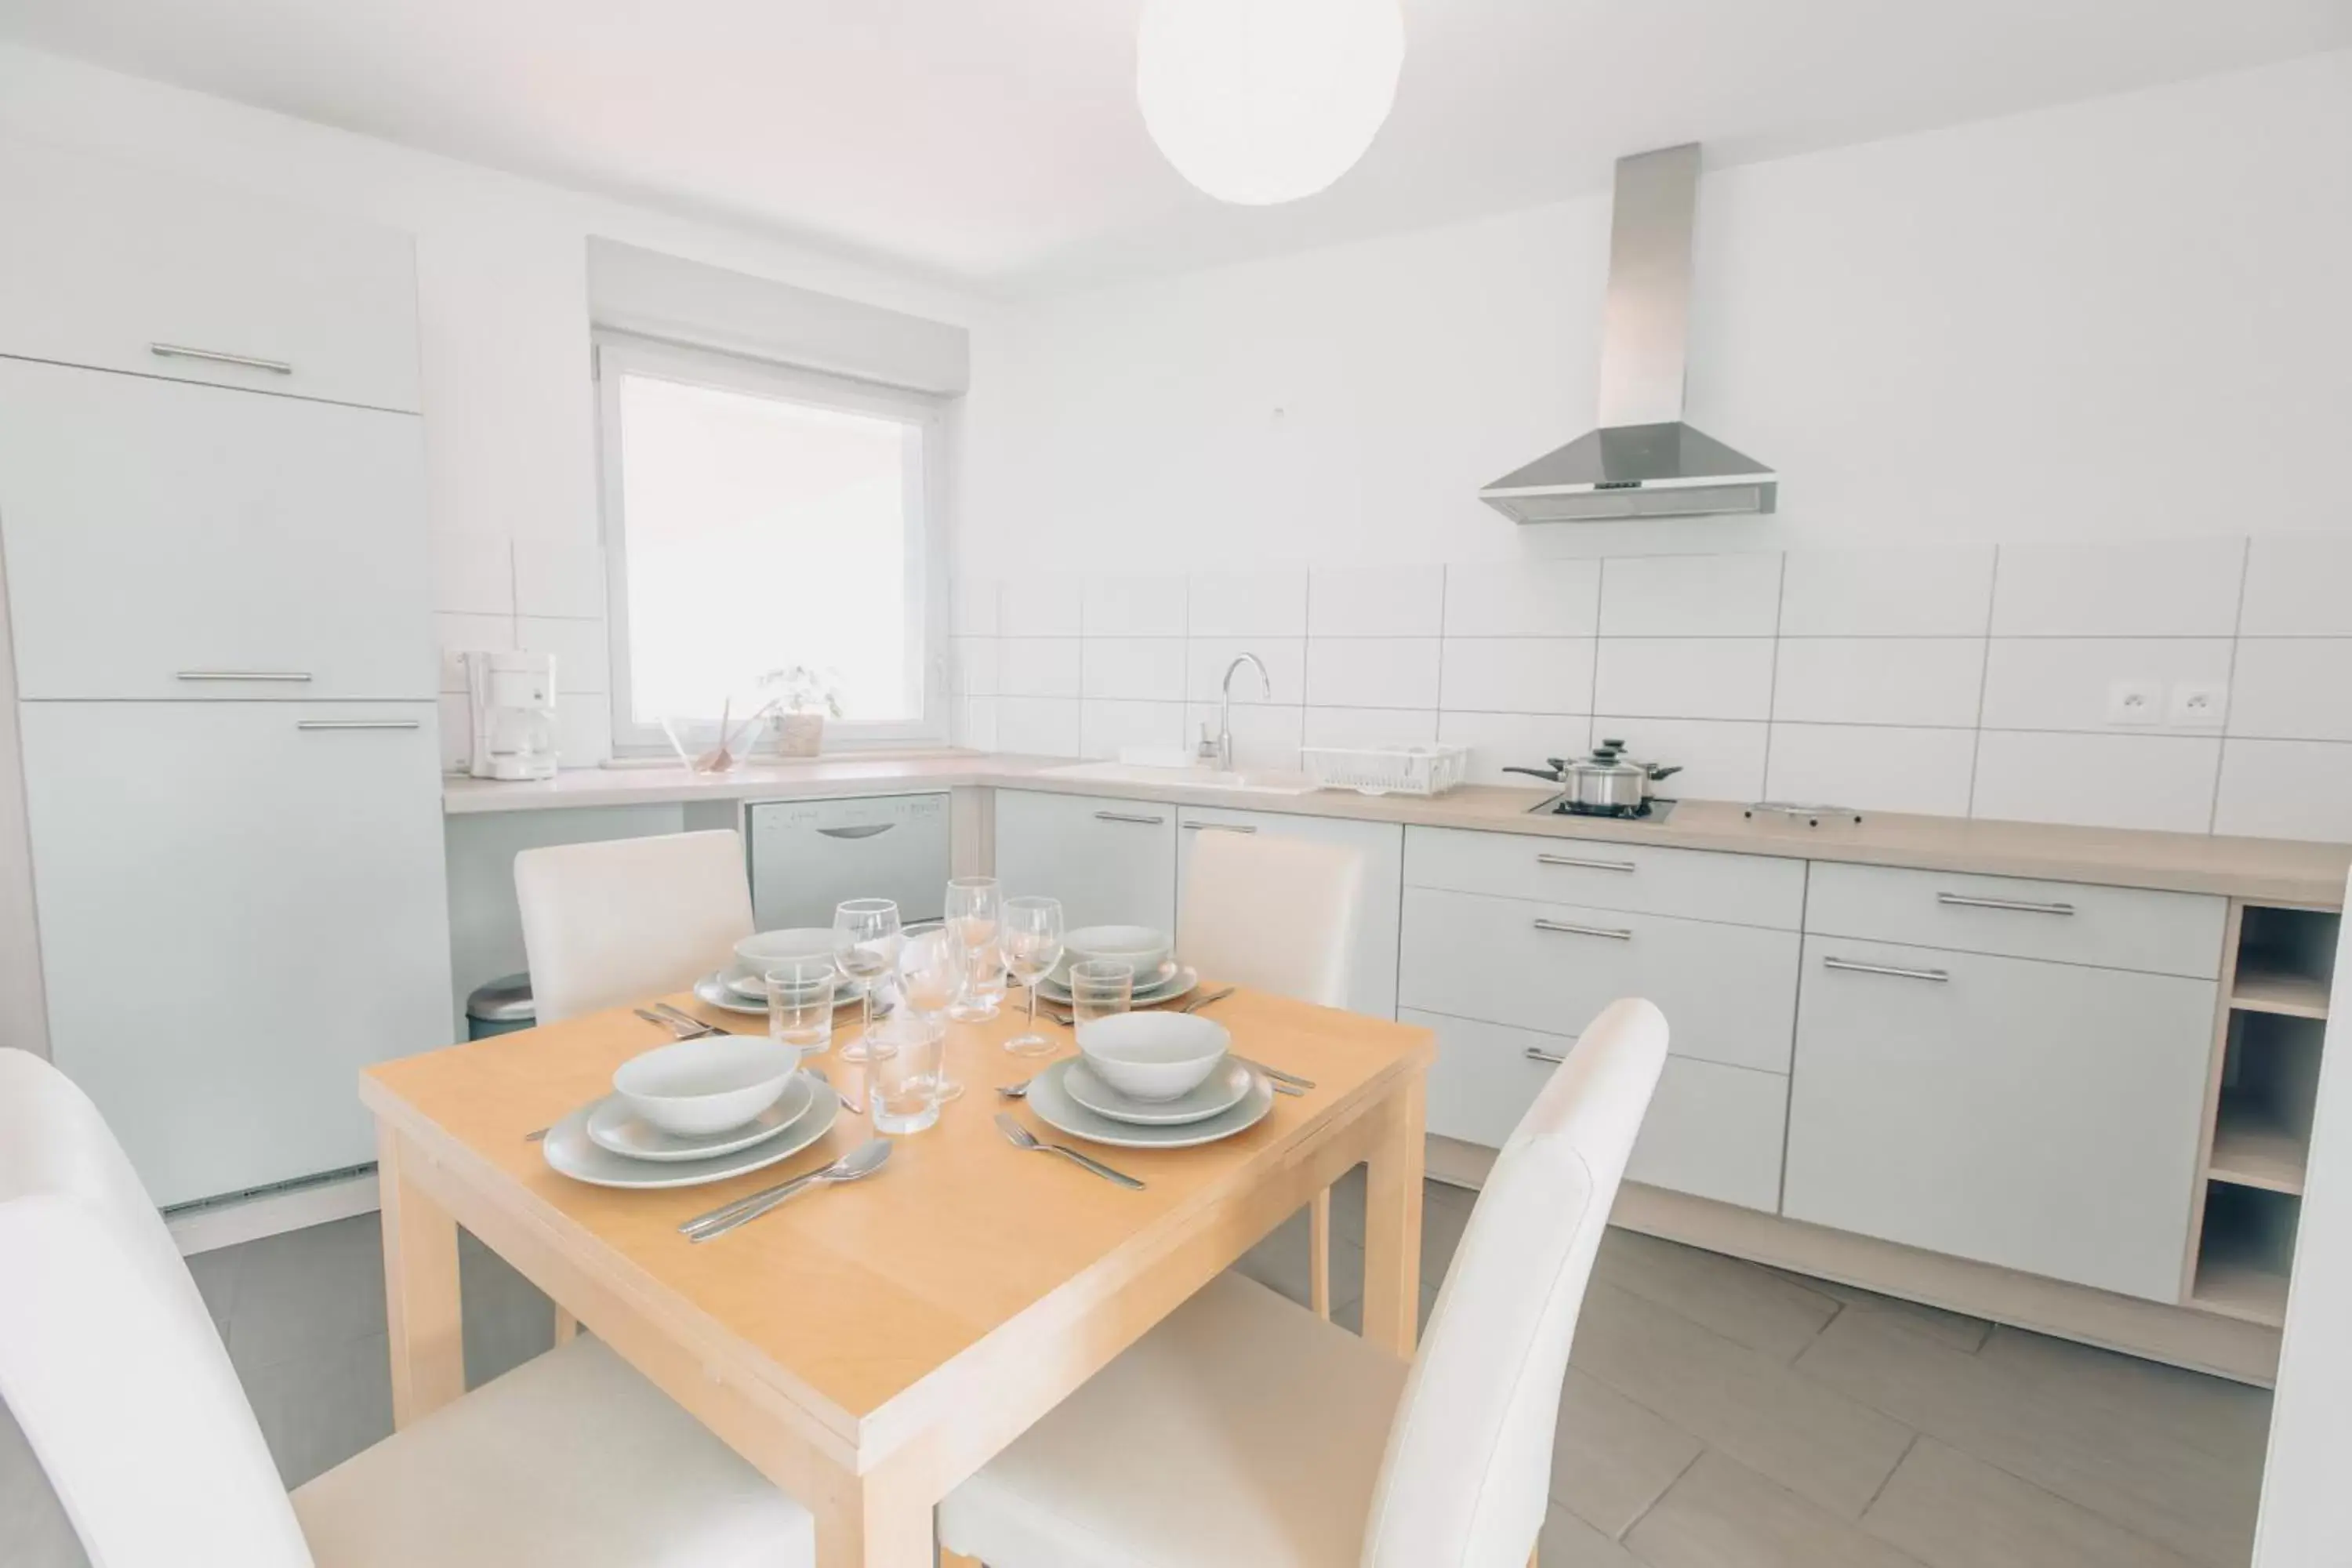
[1406,1007,1787,1212]
[18,702,452,1207]
[1806,862,2225,978]
[0,359,434,702]
[1178,805,1401,1017]
[1404,825,1805,930]
[993,790,1177,935]
[0,138,422,412]
[1398,885,1800,1073]
[1782,935,2216,1301]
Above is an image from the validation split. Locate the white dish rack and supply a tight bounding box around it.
[1301,743,1470,798]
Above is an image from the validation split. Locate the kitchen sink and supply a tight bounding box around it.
[1039,760,1323,797]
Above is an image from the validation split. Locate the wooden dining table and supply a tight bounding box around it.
[359,985,1436,1568]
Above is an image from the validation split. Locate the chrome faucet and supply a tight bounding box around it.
[1212,652,1270,771]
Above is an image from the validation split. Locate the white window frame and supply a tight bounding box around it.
[593,332,949,753]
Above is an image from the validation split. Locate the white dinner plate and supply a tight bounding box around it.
[1062,1056,1252,1127]
[1036,963,1197,1008]
[543,1079,840,1189]
[723,965,866,1003]
[1024,1058,1274,1150]
[583,1073,813,1161]
[693,971,864,1018]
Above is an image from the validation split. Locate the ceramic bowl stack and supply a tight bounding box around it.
[1035,925,1200,1011]
[692,928,867,1017]
[1022,1012,1276,1150]
[540,1033,842,1189]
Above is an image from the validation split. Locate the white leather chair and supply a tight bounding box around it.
[1177,829,1365,1317]
[0,1048,813,1568]
[515,829,756,1024]
[938,997,1669,1568]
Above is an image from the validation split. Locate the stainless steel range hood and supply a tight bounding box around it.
[1479,143,1777,524]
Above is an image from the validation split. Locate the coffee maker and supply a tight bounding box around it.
[463,651,559,780]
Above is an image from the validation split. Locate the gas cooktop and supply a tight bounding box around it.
[1529,795,1677,822]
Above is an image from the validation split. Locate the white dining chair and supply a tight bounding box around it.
[1178,829,1365,1318]
[938,996,1669,1568]
[0,1048,814,1568]
[515,829,756,1024]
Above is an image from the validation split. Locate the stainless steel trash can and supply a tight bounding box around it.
[466,972,535,1039]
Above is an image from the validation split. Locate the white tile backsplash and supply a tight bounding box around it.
[1305,637,1443,710]
[517,615,609,695]
[1080,637,1187,702]
[430,530,514,617]
[1593,638,1776,721]
[1185,637,1307,706]
[1437,711,1591,783]
[1989,539,2245,637]
[953,695,999,750]
[1764,724,1978,817]
[1588,718,1769,803]
[950,637,999,697]
[554,693,612,769]
[435,612,513,694]
[2229,638,2352,740]
[1000,574,1083,637]
[1189,570,1309,638]
[436,692,470,772]
[1082,575,1187,637]
[1308,566,1443,637]
[1771,638,1984,728]
[1777,546,1996,637]
[1079,699,1188,759]
[512,539,606,620]
[2241,538,2352,637]
[950,576,1001,636]
[1970,731,2221,833]
[1443,558,1602,638]
[999,638,1083,698]
[1438,637,1595,716]
[996,695,1083,756]
[1978,638,2233,734]
[2215,740,2352,841]
[1599,553,1782,637]
[1184,702,1305,771]
[1301,706,1439,750]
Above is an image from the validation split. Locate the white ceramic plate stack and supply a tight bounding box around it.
[694,927,868,1017]
[1023,1012,1276,1150]
[542,1033,842,1190]
[1035,960,1200,1011]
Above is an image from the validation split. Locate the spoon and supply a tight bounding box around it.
[681,1138,892,1241]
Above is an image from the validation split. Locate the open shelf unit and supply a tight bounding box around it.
[2185,902,2339,1327]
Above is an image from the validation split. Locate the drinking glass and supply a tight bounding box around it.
[945,877,1004,1024]
[831,898,901,1064]
[868,1011,944,1135]
[1000,895,1065,1057]
[764,958,838,1059]
[897,921,966,1102]
[1067,959,1134,1044]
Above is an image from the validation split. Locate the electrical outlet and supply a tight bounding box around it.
[2171,680,2228,727]
[2106,679,2162,725]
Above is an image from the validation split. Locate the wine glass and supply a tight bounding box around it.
[1000,895,1065,1058]
[831,898,901,1064]
[946,877,1004,1025]
[898,920,965,1102]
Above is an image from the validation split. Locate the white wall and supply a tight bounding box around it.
[0,42,982,768]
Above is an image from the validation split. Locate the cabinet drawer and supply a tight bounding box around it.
[993,790,1178,935]
[1410,1008,1784,1212]
[1784,936,2213,1301]
[0,361,434,701]
[1399,886,1798,1073]
[1804,862,2225,978]
[1405,825,1803,929]
[0,140,421,412]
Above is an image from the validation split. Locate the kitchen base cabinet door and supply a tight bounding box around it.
[1408,1008,1788,1213]
[992,790,1177,935]
[1783,936,2215,1302]
[20,702,452,1207]
[1179,806,1402,1018]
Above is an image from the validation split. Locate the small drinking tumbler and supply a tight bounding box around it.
[1067,959,1134,1045]
[868,1011,945,1135]
[765,958,838,1059]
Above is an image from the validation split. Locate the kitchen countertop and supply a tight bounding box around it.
[444,753,2352,907]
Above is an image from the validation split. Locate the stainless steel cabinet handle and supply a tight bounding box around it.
[1823,956,1950,983]
[177,670,312,682]
[1523,1046,1568,1065]
[296,719,422,731]
[1533,918,1634,942]
[1181,822,1258,833]
[1536,853,1637,873]
[1935,892,2075,916]
[816,823,895,840]
[1093,811,1167,826]
[149,343,294,376]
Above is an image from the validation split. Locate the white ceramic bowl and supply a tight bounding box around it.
[733,927,837,979]
[612,1035,799,1137]
[1076,1011,1231,1102]
[1054,924,1173,985]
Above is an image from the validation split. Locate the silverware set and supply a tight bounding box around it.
[678,1138,893,1241]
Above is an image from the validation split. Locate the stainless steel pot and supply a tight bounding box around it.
[1504,741,1682,810]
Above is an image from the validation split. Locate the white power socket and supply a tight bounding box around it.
[2172,680,2229,727]
[2106,679,2162,725]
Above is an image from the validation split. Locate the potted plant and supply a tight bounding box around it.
[761,666,844,757]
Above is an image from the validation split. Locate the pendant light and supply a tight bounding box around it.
[1136,0,1405,206]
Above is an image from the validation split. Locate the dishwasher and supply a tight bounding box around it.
[746,793,952,931]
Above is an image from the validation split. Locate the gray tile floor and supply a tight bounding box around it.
[5,1178,2271,1567]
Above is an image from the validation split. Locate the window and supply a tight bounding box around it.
[595,334,946,751]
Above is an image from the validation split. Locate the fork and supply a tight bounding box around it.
[995,1112,1145,1189]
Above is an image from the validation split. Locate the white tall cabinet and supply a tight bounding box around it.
[0,139,450,1207]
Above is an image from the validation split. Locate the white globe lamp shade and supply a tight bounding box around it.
[1136,0,1406,206]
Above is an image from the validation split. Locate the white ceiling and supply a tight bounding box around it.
[3,0,2346,295]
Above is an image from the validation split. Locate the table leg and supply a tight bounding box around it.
[376,1122,465,1427]
[552,1307,579,1345]
[1308,1189,1334,1319]
[1359,1074,1426,1357]
[809,1466,938,1568]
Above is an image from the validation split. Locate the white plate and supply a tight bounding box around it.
[584,1073,813,1161]
[694,971,864,1018]
[1036,963,1196,1007]
[543,1080,840,1189]
[724,966,865,1002]
[1063,1056,1251,1127]
[1024,1058,1274,1149]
